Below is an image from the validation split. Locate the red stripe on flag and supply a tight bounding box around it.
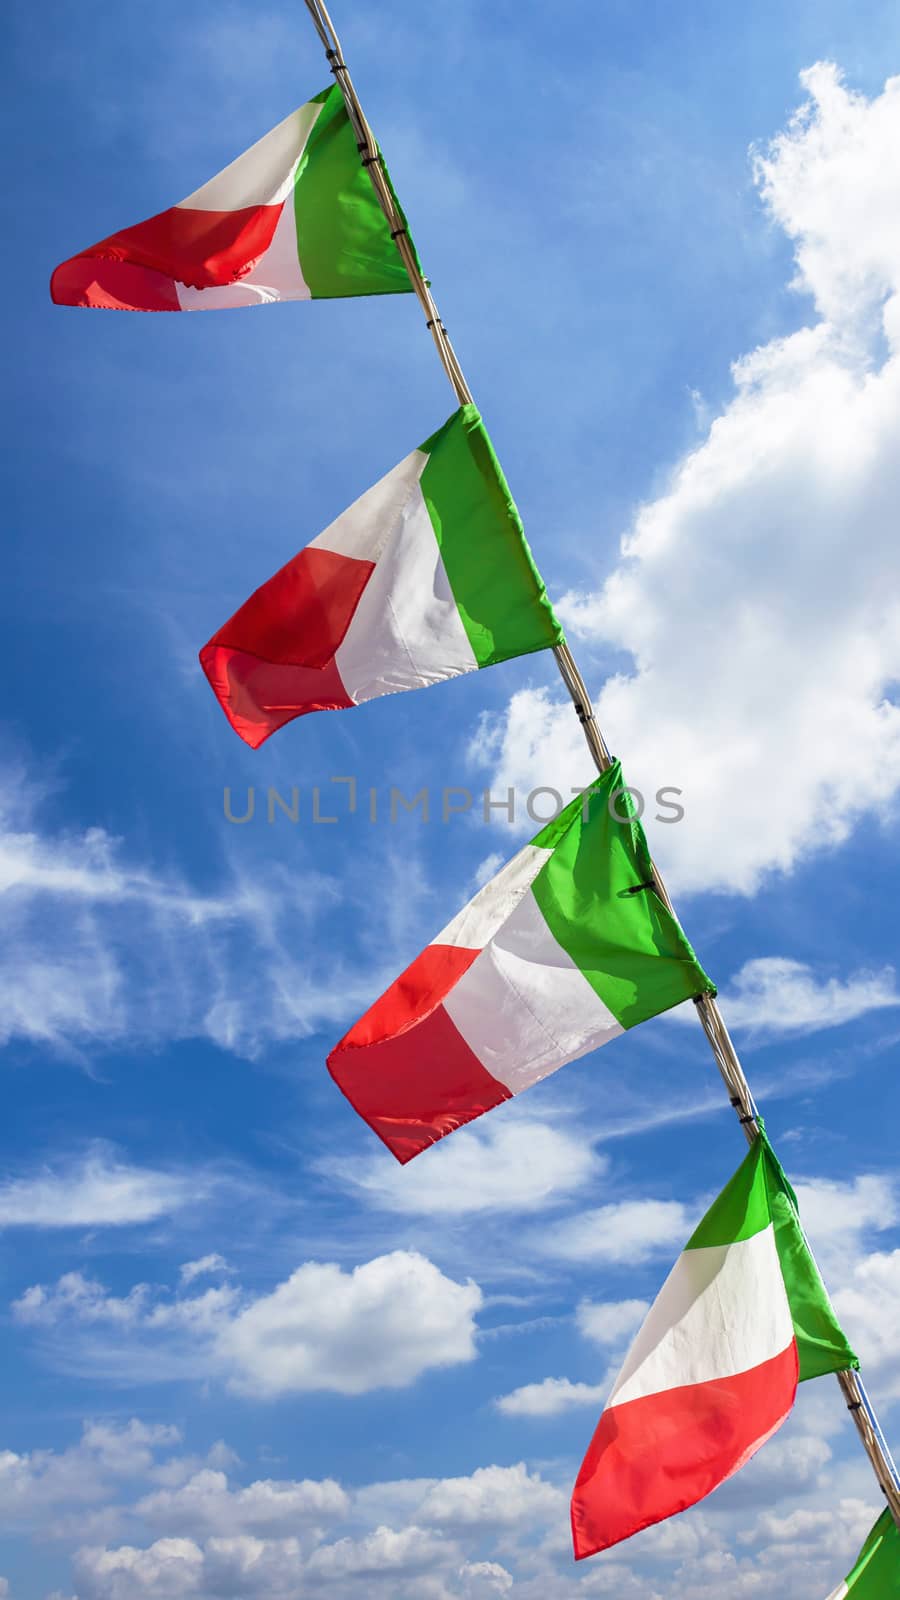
[340,945,481,1047]
[200,646,354,747]
[200,546,376,745]
[328,998,511,1165]
[50,256,181,311]
[571,1341,798,1559]
[53,202,284,303]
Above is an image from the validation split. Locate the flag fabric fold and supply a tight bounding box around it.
[327,761,714,1163]
[200,404,563,746]
[825,1509,900,1600]
[571,1132,859,1560]
[51,85,413,311]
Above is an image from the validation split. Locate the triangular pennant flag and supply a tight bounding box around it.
[327,762,714,1162]
[51,86,413,310]
[825,1510,900,1600]
[200,404,563,746]
[571,1132,859,1559]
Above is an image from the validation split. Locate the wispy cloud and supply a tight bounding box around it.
[0,750,377,1059]
[537,1199,693,1265]
[681,958,900,1037]
[0,1145,213,1229]
[325,1118,604,1217]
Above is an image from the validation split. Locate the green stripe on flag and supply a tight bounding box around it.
[686,1133,858,1379]
[419,406,563,667]
[761,1136,859,1381]
[529,761,714,1029]
[293,86,414,299]
[841,1510,900,1598]
[687,1138,772,1249]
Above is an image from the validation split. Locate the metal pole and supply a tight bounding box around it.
[300,0,900,1527]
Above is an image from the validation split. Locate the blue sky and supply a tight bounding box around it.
[4,2,900,1596]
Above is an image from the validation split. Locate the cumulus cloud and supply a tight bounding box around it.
[494,1376,609,1417]
[14,1252,482,1398]
[0,1407,887,1600]
[136,1469,349,1537]
[831,1248,900,1396]
[470,64,900,899]
[217,1252,481,1397]
[795,1173,898,1251]
[327,1118,603,1216]
[413,1463,566,1529]
[75,1537,204,1599]
[68,1460,566,1600]
[305,1524,449,1578]
[459,1562,513,1596]
[0,1419,179,1535]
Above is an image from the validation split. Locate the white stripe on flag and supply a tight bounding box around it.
[609,1225,794,1409]
[443,886,622,1094]
[435,844,552,951]
[179,103,323,211]
[314,449,427,561]
[825,1585,849,1600]
[335,479,478,702]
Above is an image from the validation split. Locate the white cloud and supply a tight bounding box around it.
[794,1174,898,1248]
[788,1172,899,1289]
[0,751,373,1058]
[747,1496,878,1564]
[831,1248,900,1396]
[415,1463,566,1529]
[136,1469,348,1537]
[0,1408,881,1600]
[0,1146,207,1228]
[178,1256,232,1287]
[494,1376,609,1417]
[473,853,504,889]
[75,1537,204,1598]
[329,1119,603,1216]
[305,1524,449,1578]
[68,1459,567,1600]
[218,1252,481,1397]
[16,1252,482,1399]
[0,1420,179,1535]
[539,1198,691,1263]
[694,958,900,1036]
[459,1562,513,1597]
[576,1297,649,1346]
[471,65,900,899]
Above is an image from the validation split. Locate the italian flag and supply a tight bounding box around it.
[200,405,562,747]
[51,86,412,311]
[327,762,714,1163]
[826,1510,900,1600]
[571,1133,859,1559]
